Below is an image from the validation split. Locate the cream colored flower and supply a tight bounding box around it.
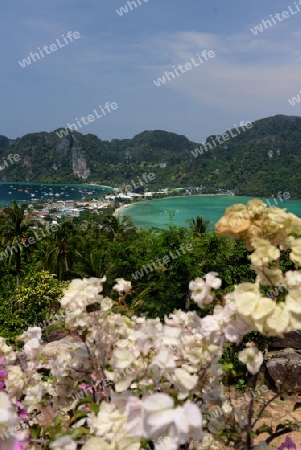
[189,278,212,307]
[50,436,77,450]
[23,384,43,412]
[111,348,135,370]
[238,346,263,375]
[81,437,113,450]
[249,238,280,266]
[215,203,251,235]
[113,278,132,293]
[0,391,18,426]
[285,289,301,315]
[101,297,113,311]
[6,365,24,397]
[234,283,275,333]
[289,237,301,267]
[266,303,290,335]
[285,270,301,289]
[170,368,198,399]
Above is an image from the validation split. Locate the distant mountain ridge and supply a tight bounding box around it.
[1,114,301,198]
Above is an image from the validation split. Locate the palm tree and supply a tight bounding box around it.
[102,215,136,242]
[43,221,82,280]
[186,215,211,236]
[0,201,31,285]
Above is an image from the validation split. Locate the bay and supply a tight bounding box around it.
[0,182,112,206]
[117,195,301,229]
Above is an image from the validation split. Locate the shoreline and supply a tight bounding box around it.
[0,181,113,190]
[114,193,301,218]
[114,193,232,217]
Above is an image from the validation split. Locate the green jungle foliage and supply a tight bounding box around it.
[1,114,301,198]
[0,201,283,382]
[0,202,255,342]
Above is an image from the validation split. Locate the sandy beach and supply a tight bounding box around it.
[114,203,136,216]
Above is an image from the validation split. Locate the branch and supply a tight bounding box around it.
[265,425,300,445]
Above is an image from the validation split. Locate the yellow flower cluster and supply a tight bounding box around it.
[215,199,301,250]
[216,200,301,336]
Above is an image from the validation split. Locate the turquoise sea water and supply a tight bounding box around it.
[117,195,301,229]
[0,182,112,206]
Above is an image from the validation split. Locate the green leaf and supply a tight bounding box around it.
[71,427,90,439]
[89,402,100,415]
[29,424,41,439]
[256,425,272,435]
[276,421,294,431]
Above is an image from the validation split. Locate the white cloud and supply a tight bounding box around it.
[135,30,301,114]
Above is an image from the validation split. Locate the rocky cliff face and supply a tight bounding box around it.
[71,148,90,179]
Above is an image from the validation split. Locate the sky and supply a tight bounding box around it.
[1,0,301,144]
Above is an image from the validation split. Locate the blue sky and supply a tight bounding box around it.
[1,0,301,143]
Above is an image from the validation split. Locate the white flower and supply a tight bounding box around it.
[172,401,202,444]
[50,436,77,450]
[201,315,221,337]
[101,297,113,311]
[18,327,42,345]
[285,270,301,289]
[189,273,221,308]
[151,349,176,371]
[204,272,222,290]
[23,384,43,412]
[266,303,290,335]
[6,365,25,397]
[161,325,182,347]
[141,395,202,448]
[170,368,198,398]
[286,289,301,315]
[111,348,135,370]
[24,337,41,360]
[289,236,301,267]
[234,283,275,333]
[60,278,105,313]
[49,355,72,378]
[223,317,250,344]
[125,396,145,437]
[142,393,175,440]
[81,437,113,450]
[113,278,132,293]
[249,238,280,266]
[0,391,18,425]
[238,346,263,375]
[91,402,117,436]
[189,278,212,307]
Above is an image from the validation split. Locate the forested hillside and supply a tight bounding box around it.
[1,114,301,198]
